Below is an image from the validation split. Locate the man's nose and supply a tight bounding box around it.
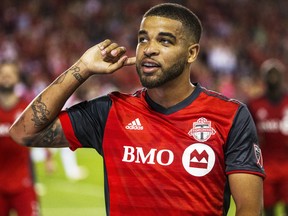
[143,42,159,57]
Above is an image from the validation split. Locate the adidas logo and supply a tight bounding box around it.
[125,118,144,130]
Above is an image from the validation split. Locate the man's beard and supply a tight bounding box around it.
[136,58,186,89]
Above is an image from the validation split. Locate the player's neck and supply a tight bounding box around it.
[147,81,195,109]
[0,92,19,109]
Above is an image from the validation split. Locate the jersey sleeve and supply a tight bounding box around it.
[59,95,112,155]
[225,104,265,178]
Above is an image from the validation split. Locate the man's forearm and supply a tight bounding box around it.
[9,39,135,146]
[9,60,90,145]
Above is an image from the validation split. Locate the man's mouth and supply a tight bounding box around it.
[141,60,161,73]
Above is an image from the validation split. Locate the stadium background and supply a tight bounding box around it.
[1,0,287,215]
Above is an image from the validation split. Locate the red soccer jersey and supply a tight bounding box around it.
[60,83,265,216]
[248,94,288,162]
[0,99,34,193]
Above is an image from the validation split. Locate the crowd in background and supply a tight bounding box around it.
[0,0,288,103]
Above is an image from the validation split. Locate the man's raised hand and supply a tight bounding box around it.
[80,39,136,76]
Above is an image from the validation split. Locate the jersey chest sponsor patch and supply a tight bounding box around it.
[121,143,216,177]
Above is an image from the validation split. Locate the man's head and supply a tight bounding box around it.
[136,3,202,89]
[0,62,20,93]
[260,58,286,92]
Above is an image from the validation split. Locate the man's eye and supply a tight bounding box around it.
[160,39,172,45]
[138,37,148,43]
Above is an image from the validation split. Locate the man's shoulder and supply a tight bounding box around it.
[200,86,242,108]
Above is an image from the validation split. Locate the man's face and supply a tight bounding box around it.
[136,16,189,88]
[264,68,283,91]
[0,64,19,92]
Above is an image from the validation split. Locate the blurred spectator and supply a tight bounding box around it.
[248,59,288,216]
[0,62,40,216]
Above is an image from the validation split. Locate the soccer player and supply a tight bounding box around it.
[9,3,265,215]
[248,59,288,216]
[0,62,40,216]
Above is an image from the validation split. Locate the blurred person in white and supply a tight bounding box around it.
[248,59,288,216]
[207,41,237,75]
[0,61,40,216]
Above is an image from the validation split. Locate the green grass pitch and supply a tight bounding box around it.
[35,148,106,216]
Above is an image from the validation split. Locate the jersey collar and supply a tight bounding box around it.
[144,83,202,115]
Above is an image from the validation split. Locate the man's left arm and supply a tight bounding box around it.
[225,104,265,215]
[229,173,263,216]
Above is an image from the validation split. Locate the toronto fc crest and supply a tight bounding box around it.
[188,117,216,142]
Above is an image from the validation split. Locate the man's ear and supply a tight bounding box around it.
[188,43,200,63]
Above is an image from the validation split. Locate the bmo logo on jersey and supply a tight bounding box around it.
[182,143,215,177]
[122,143,215,177]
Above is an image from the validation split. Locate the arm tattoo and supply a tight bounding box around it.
[24,120,68,147]
[31,94,50,128]
[53,71,67,84]
[53,65,84,85]
[70,65,85,83]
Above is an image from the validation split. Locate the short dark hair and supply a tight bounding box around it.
[143,3,202,43]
